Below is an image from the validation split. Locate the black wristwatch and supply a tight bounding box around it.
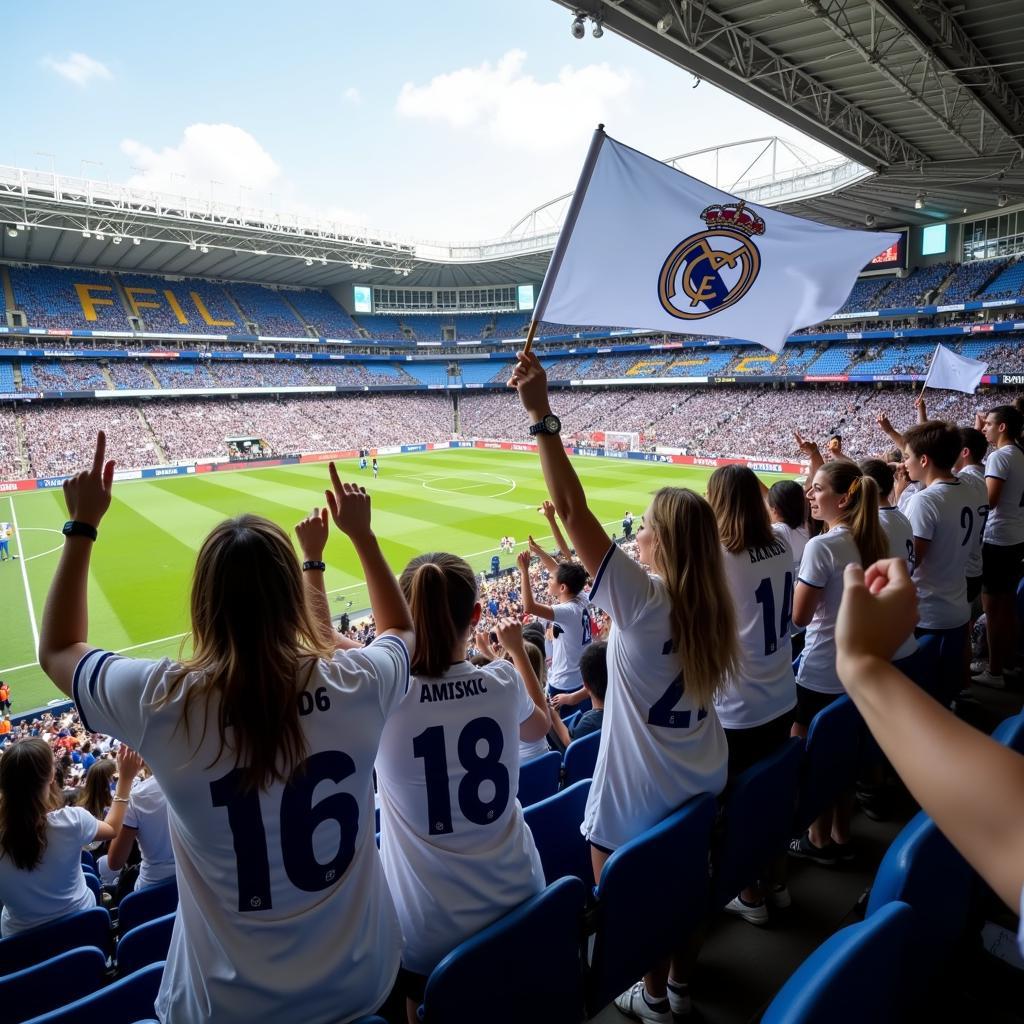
[302,560,327,572]
[529,413,562,437]
[62,520,98,542]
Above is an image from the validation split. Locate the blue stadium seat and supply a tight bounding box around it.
[761,902,914,1024]
[563,730,601,787]
[585,793,717,1016]
[866,811,972,994]
[1,947,107,1024]
[24,961,164,1024]
[0,907,111,974]
[992,710,1024,754]
[712,738,803,909]
[420,877,587,1024]
[517,750,562,808]
[563,710,582,732]
[80,850,96,871]
[523,779,593,885]
[118,876,177,935]
[794,695,862,832]
[116,912,176,976]
[83,870,102,903]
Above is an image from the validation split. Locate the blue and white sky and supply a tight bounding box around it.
[7,0,837,240]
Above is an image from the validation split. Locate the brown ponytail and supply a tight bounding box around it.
[400,553,478,678]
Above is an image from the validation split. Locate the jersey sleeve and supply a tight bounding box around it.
[587,543,655,629]
[334,634,410,719]
[797,535,832,589]
[74,805,101,845]
[986,447,1011,480]
[72,649,168,751]
[906,491,938,541]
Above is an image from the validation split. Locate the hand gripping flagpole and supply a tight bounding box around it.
[523,124,608,356]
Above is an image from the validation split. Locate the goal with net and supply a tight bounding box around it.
[603,431,640,453]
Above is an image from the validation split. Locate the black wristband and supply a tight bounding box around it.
[302,560,326,572]
[62,520,98,542]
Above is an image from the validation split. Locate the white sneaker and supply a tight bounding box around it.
[725,895,769,925]
[766,884,792,909]
[666,979,692,1017]
[615,981,672,1023]
[974,670,1006,690]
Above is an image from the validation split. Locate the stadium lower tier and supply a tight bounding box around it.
[0,385,987,481]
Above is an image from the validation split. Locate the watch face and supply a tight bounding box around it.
[544,414,561,433]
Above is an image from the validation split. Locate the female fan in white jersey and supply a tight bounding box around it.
[859,458,914,565]
[707,466,796,925]
[376,552,550,1022]
[38,433,415,1024]
[789,459,916,866]
[509,352,738,1024]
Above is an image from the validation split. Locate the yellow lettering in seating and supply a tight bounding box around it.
[74,283,114,321]
[191,292,234,327]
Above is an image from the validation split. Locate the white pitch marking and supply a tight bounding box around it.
[8,497,39,653]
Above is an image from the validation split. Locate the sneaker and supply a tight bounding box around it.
[725,894,769,925]
[787,832,838,866]
[970,660,987,677]
[615,981,672,1023]
[974,670,1006,690]
[766,883,791,909]
[666,979,692,1018]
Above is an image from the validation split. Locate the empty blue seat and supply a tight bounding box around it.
[761,902,914,1023]
[712,738,803,909]
[795,695,861,832]
[585,793,716,1016]
[0,907,111,974]
[118,876,177,935]
[24,961,164,1024]
[117,912,176,976]
[83,871,102,903]
[420,877,587,1024]
[563,730,601,787]
[517,750,562,807]
[524,779,593,885]
[1,947,107,1024]
[992,710,1024,754]
[80,850,96,870]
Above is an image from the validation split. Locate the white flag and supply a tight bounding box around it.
[534,129,899,353]
[923,343,988,394]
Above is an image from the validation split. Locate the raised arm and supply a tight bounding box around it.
[494,618,550,742]
[527,534,560,574]
[295,507,340,649]
[101,746,145,858]
[914,395,928,424]
[517,551,554,621]
[876,413,906,450]
[826,437,855,465]
[794,432,824,479]
[325,466,415,655]
[39,432,114,697]
[540,501,573,562]
[836,559,1024,912]
[508,353,611,579]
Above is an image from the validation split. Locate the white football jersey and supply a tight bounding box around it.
[897,481,922,516]
[713,536,797,730]
[772,522,808,572]
[879,506,914,566]
[74,637,409,1024]
[984,444,1024,546]
[583,544,728,851]
[798,527,917,694]
[956,464,988,579]
[375,658,545,975]
[123,775,176,891]
[548,596,593,693]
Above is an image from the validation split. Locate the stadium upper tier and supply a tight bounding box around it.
[0,258,1020,341]
[2,336,1021,396]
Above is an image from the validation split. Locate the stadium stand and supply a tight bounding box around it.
[226,283,307,336]
[120,275,241,334]
[835,275,895,314]
[353,313,407,339]
[7,266,128,331]
[879,263,955,307]
[939,257,1012,303]
[982,257,1024,299]
[284,290,360,336]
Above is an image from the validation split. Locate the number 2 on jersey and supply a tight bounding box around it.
[648,640,708,729]
[754,572,793,656]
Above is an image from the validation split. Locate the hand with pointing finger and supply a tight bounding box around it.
[325,462,372,542]
[62,431,115,529]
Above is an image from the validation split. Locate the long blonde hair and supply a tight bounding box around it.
[161,515,333,791]
[646,488,739,708]
[817,462,887,567]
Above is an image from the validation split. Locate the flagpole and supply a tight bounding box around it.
[919,343,940,402]
[523,124,608,356]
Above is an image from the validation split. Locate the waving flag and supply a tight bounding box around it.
[923,342,988,394]
[526,127,899,354]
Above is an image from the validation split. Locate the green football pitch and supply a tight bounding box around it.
[0,449,769,713]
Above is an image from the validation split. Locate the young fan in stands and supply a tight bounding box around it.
[376,552,549,1023]
[104,761,176,892]
[954,426,989,622]
[789,460,916,865]
[508,351,738,1024]
[707,465,797,924]
[0,741,140,935]
[549,641,608,748]
[859,458,914,565]
[766,479,810,571]
[37,434,415,1024]
[973,404,1024,687]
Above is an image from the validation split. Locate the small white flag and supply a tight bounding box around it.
[532,128,899,353]
[923,343,988,394]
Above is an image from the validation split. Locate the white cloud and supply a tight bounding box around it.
[121,123,282,198]
[342,86,362,105]
[396,49,631,153]
[42,52,112,87]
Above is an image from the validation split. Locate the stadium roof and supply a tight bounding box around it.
[553,0,1024,228]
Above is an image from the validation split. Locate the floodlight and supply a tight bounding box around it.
[864,214,876,228]
[112,235,122,244]
[6,226,17,237]
[997,193,1008,208]
[82,230,91,238]
[657,11,673,32]
[914,193,924,210]
[305,257,313,266]
[571,13,585,38]
[592,19,604,37]
[133,237,141,245]
[95,232,105,241]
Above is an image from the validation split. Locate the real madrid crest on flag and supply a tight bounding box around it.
[658,202,766,321]
[523,126,899,355]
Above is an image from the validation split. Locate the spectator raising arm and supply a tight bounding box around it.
[101,745,146,868]
[794,431,824,479]
[527,535,560,574]
[494,618,550,741]
[877,413,907,450]
[38,431,114,697]
[517,551,555,621]
[294,506,341,649]
[836,558,1024,913]
[540,500,574,562]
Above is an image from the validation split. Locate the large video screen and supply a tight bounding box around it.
[353,285,373,314]
[921,223,947,256]
[863,230,908,273]
[517,284,535,311]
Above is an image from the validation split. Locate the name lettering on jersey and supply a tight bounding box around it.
[748,539,787,565]
[419,678,490,703]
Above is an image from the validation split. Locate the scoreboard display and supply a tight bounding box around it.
[863,229,908,273]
